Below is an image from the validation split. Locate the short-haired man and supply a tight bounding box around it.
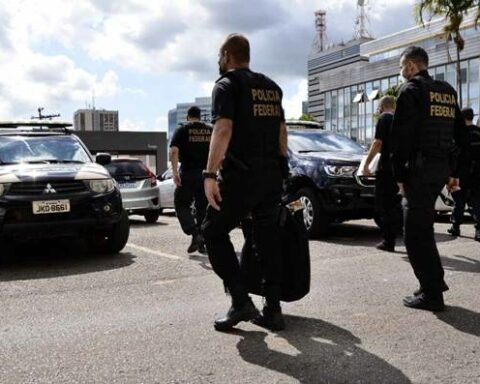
[202,34,288,331]
[363,96,402,252]
[448,107,480,240]
[391,46,468,311]
[170,106,212,253]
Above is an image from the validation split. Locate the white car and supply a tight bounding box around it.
[158,168,175,211]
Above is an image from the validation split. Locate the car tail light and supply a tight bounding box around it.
[145,166,157,187]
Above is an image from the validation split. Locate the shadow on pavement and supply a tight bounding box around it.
[436,306,480,337]
[128,218,169,227]
[189,254,212,271]
[0,239,136,281]
[400,255,480,273]
[234,315,412,384]
[318,222,454,247]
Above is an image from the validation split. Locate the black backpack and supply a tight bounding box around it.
[239,204,310,302]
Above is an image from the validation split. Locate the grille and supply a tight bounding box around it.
[9,180,88,195]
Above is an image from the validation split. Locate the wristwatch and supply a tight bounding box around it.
[202,170,217,180]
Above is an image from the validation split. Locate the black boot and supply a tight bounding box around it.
[447,224,460,237]
[196,234,207,254]
[187,235,198,253]
[252,305,286,331]
[214,299,259,332]
[403,292,445,312]
[376,240,395,252]
[413,281,449,296]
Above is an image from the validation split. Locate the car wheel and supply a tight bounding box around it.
[104,210,130,254]
[297,187,329,238]
[144,210,160,224]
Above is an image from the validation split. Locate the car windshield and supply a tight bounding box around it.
[0,135,91,164]
[288,131,365,154]
[105,161,149,178]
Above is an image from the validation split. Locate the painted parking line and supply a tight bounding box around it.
[126,243,182,261]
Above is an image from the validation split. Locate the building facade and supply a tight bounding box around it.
[167,97,212,139]
[308,12,480,144]
[73,109,119,132]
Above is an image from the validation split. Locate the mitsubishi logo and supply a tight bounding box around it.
[43,183,57,194]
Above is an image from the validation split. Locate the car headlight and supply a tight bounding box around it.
[0,183,10,197]
[324,165,357,177]
[88,179,115,193]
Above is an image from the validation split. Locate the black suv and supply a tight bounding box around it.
[286,122,375,237]
[0,121,129,254]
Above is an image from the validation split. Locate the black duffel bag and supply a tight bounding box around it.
[239,202,310,302]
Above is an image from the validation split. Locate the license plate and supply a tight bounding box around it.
[32,200,70,215]
[119,182,139,189]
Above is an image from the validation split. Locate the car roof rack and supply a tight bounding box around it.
[286,119,322,130]
[0,120,73,134]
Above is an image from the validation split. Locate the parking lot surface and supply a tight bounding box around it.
[0,212,479,384]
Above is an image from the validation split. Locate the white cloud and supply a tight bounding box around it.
[119,116,168,132]
[283,79,308,120]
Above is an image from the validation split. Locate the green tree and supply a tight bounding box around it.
[415,0,480,107]
[299,113,316,121]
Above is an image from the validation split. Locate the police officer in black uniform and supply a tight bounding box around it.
[448,107,480,240]
[202,33,288,331]
[363,96,402,252]
[391,46,468,312]
[170,106,212,254]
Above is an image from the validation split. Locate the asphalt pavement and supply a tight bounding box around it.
[0,212,479,384]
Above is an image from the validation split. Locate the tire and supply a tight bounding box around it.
[104,210,130,254]
[296,187,329,238]
[144,210,160,224]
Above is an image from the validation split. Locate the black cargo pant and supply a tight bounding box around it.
[375,167,402,245]
[451,167,480,226]
[202,159,283,309]
[174,169,207,237]
[404,156,450,295]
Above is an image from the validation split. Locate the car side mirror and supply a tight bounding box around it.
[96,153,112,166]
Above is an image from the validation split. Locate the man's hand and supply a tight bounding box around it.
[446,177,460,193]
[397,182,405,197]
[204,178,222,211]
[173,173,181,187]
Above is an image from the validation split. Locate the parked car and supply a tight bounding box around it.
[0,121,129,254]
[105,158,161,223]
[158,168,175,211]
[286,125,376,237]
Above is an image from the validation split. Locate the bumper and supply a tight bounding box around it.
[0,190,123,240]
[119,186,160,213]
[319,178,376,220]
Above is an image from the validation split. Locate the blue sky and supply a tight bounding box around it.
[0,0,417,132]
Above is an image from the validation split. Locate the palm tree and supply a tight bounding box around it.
[415,0,480,107]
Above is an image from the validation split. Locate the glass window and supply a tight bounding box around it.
[338,90,344,120]
[381,79,389,93]
[461,61,468,107]
[446,63,456,89]
[288,131,364,154]
[331,90,338,131]
[434,65,445,81]
[389,76,398,88]
[468,58,479,101]
[0,136,91,164]
[325,92,331,122]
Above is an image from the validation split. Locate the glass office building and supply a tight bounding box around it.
[308,11,480,144]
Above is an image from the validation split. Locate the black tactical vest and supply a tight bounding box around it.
[410,75,457,154]
[218,69,283,162]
